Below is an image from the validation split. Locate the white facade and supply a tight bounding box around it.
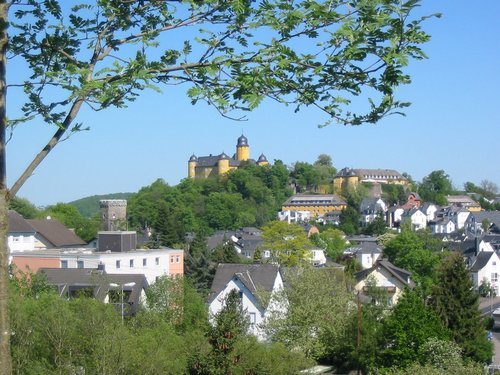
[310,248,327,266]
[8,233,36,252]
[277,210,311,223]
[454,210,470,230]
[58,249,183,284]
[356,251,382,270]
[208,271,284,341]
[471,250,500,295]
[355,267,408,306]
[432,219,456,234]
[402,210,427,231]
[422,204,438,222]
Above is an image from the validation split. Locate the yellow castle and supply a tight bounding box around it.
[188,135,269,179]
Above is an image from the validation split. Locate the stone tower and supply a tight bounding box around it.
[100,199,127,231]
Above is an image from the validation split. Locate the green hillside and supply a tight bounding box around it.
[69,192,135,218]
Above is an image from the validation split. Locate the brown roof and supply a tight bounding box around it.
[8,211,36,232]
[27,218,86,247]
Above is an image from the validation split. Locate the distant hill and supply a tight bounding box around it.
[69,193,135,218]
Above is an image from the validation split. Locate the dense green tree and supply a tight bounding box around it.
[418,170,454,205]
[430,252,493,363]
[264,267,353,361]
[310,227,348,260]
[152,201,185,247]
[362,215,387,236]
[41,203,99,242]
[212,241,240,264]
[185,231,216,295]
[383,225,441,296]
[379,290,450,369]
[144,276,208,334]
[381,184,407,206]
[8,197,39,219]
[291,162,321,192]
[339,206,361,235]
[189,290,249,375]
[313,154,336,189]
[261,220,312,266]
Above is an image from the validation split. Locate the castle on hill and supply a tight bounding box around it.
[188,135,269,179]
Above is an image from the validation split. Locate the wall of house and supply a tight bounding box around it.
[475,252,500,295]
[355,268,405,305]
[11,255,60,275]
[209,278,267,340]
[8,233,36,252]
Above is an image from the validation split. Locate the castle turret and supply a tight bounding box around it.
[256,153,269,166]
[188,154,197,178]
[236,134,250,161]
[217,152,230,175]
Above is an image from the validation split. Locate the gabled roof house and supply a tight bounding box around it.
[208,263,283,340]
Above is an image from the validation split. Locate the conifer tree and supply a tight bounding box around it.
[189,290,248,375]
[430,252,492,363]
[185,231,215,295]
[212,241,240,264]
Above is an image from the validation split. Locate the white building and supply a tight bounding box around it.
[11,247,184,285]
[208,264,284,341]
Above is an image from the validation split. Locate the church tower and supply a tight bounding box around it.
[236,134,250,161]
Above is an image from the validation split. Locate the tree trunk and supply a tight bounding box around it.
[0,0,11,372]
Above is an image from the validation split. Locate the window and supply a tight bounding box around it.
[155,257,159,266]
[129,259,134,268]
[143,258,147,267]
[494,262,497,266]
[116,260,121,269]
[492,273,498,283]
[170,256,174,263]
[61,260,68,268]
[176,255,180,263]
[77,260,84,269]
[249,312,256,324]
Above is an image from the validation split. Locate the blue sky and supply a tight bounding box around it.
[7,1,500,207]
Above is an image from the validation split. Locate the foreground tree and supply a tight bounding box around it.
[430,252,492,363]
[264,266,352,361]
[0,0,437,371]
[379,290,450,369]
[261,220,312,265]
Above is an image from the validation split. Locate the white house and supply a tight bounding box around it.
[354,259,414,306]
[11,247,184,284]
[8,210,86,252]
[344,242,383,270]
[208,263,283,341]
[277,210,311,224]
[451,208,470,230]
[421,203,439,222]
[470,249,500,295]
[431,218,456,234]
[310,248,327,266]
[359,197,388,226]
[401,208,427,231]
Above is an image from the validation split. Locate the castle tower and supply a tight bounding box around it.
[256,153,269,166]
[188,154,198,178]
[100,199,127,231]
[217,152,230,175]
[236,134,250,161]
